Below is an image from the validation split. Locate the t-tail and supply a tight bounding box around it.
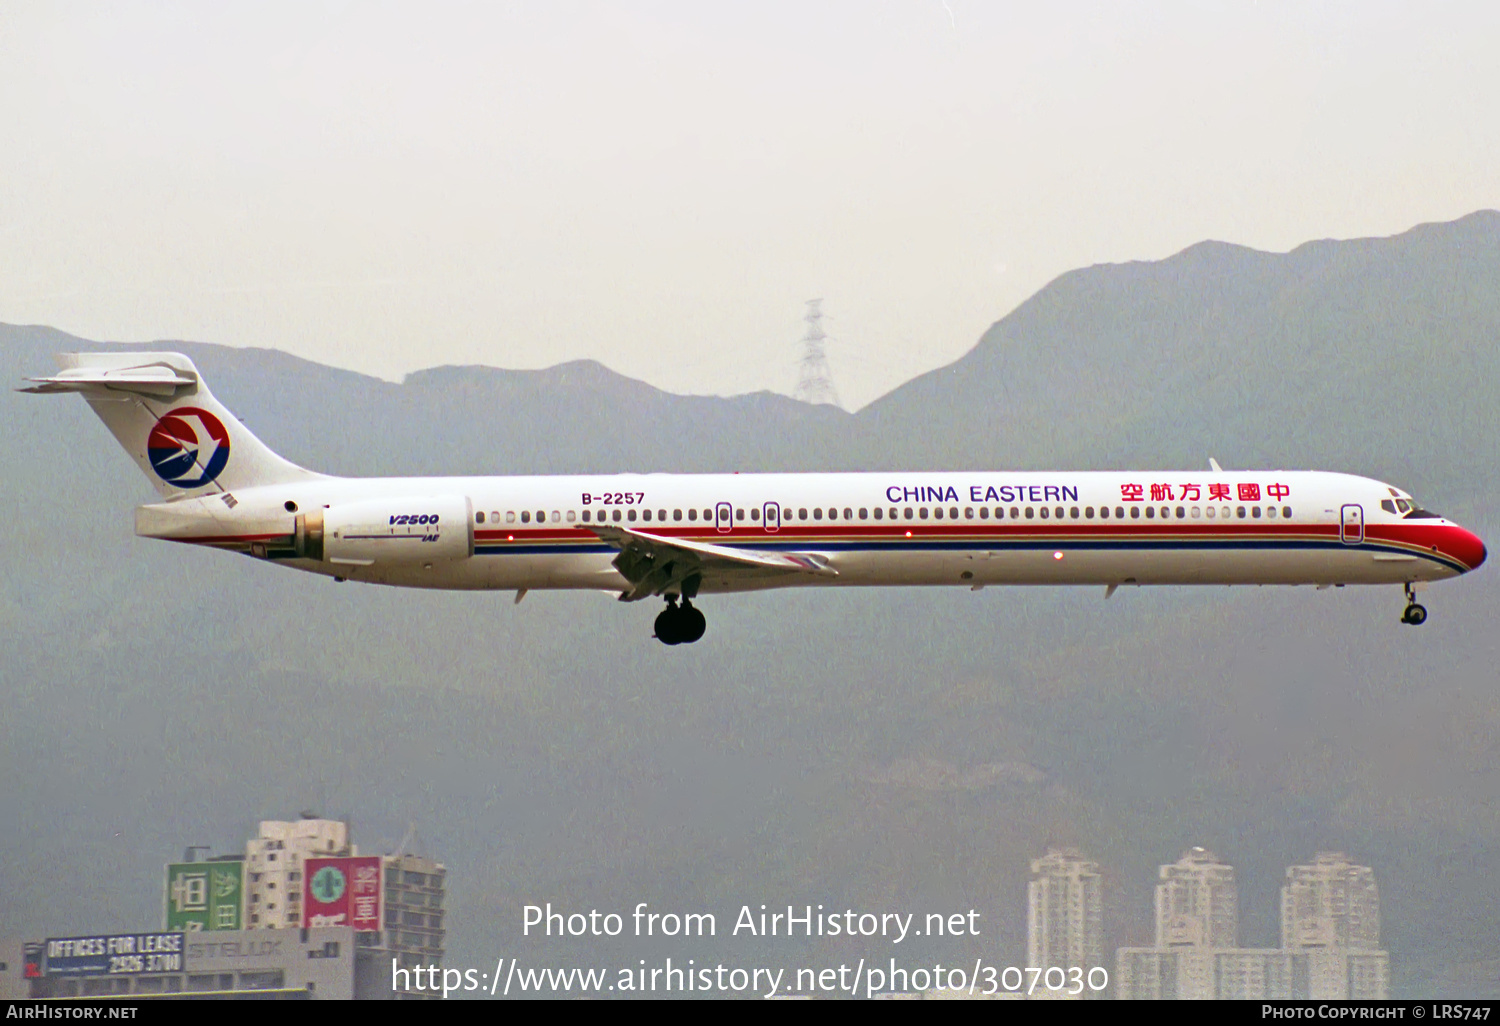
[21,352,321,496]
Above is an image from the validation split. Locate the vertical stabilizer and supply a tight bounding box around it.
[21,352,321,497]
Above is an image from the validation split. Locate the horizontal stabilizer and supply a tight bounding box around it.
[21,364,198,396]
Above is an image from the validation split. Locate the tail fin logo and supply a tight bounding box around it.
[147,407,231,488]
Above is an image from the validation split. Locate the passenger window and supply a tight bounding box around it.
[1175,506,1185,519]
[1283,506,1293,518]
[687,508,697,521]
[950,507,959,519]
[521,510,530,523]
[1085,506,1094,519]
[492,511,500,523]
[627,509,637,522]
[1252,506,1261,518]
[859,508,868,519]
[964,507,974,519]
[1115,507,1125,518]
[581,510,591,522]
[826,508,837,520]
[1205,506,1215,519]
[1070,507,1080,519]
[845,508,854,520]
[1039,507,1049,519]
[1025,507,1035,519]
[552,511,560,523]
[703,509,712,521]
[751,508,760,521]
[904,508,914,520]
[1055,507,1064,519]
[891,508,899,520]
[1191,506,1201,519]
[642,509,652,521]
[799,508,808,520]
[674,509,683,521]
[537,510,545,523]
[476,512,485,524]
[566,510,576,523]
[612,509,622,522]
[1010,507,1020,519]
[978,507,988,519]
[1099,507,1108,519]
[736,509,745,521]
[813,508,822,520]
[1266,506,1277,519]
[1145,507,1155,519]
[1130,507,1141,519]
[873,508,883,520]
[658,509,666,521]
[1237,506,1247,519]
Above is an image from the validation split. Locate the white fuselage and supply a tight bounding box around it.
[137,469,1486,594]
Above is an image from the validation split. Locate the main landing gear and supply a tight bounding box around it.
[655,595,707,645]
[1401,583,1428,626]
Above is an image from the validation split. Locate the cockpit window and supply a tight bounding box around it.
[1381,500,1397,514]
[1395,499,1411,513]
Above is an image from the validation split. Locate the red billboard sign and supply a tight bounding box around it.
[304,856,382,932]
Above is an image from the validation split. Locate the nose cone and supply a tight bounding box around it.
[1450,525,1488,573]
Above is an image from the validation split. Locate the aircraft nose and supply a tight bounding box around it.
[1452,525,1487,572]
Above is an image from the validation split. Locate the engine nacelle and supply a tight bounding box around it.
[317,495,473,567]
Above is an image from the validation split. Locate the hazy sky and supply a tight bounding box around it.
[3,1,1498,407]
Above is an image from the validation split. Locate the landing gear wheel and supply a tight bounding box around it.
[655,599,684,645]
[679,600,707,644]
[1402,603,1428,626]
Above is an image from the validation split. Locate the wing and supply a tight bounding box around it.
[588,525,837,602]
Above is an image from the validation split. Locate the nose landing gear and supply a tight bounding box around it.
[1401,583,1428,626]
[654,595,707,645]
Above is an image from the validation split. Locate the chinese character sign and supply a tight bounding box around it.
[165,861,243,932]
[304,856,383,932]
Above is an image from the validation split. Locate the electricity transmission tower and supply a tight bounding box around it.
[793,298,841,408]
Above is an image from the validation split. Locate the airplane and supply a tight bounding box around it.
[23,351,1487,644]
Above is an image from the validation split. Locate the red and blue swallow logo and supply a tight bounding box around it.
[147,407,230,488]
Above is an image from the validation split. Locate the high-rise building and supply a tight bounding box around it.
[245,818,353,930]
[1282,853,1388,999]
[1116,849,1390,1000]
[1282,852,1381,950]
[1155,847,1237,949]
[1027,848,1104,978]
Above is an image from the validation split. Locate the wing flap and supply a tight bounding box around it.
[589,524,836,601]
